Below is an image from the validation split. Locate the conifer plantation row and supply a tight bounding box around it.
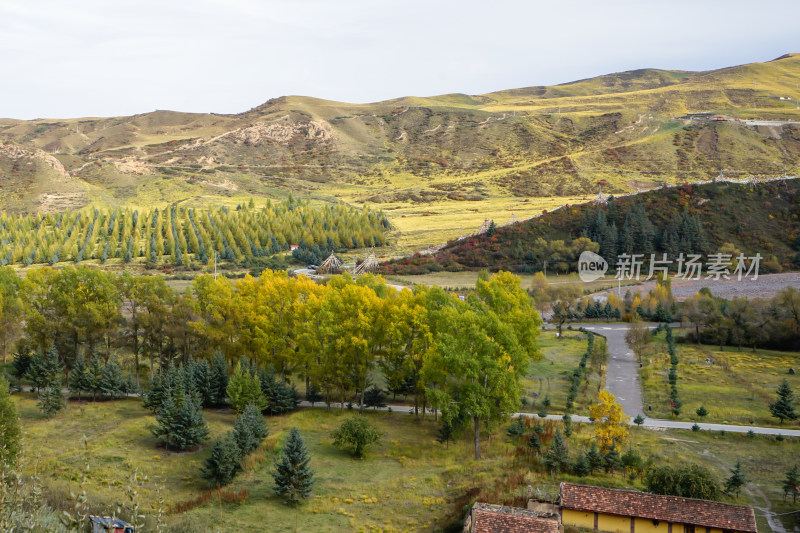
[0,198,389,268]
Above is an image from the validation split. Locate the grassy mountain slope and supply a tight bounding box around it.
[1,54,799,252]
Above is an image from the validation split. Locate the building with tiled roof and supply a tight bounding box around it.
[464,503,560,533]
[559,483,757,533]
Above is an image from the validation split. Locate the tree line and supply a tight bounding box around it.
[1,266,541,459]
[0,198,389,269]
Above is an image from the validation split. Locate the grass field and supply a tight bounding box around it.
[641,333,800,427]
[518,331,606,417]
[14,392,799,532]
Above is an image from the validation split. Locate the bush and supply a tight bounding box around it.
[331,416,382,457]
[645,464,720,500]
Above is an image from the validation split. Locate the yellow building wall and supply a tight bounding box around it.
[633,517,671,533]
[597,513,632,533]
[562,509,596,529]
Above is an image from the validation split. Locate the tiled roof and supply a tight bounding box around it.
[560,483,757,532]
[471,503,560,533]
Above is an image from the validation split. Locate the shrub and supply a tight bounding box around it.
[331,416,382,458]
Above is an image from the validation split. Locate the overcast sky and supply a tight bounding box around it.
[1,0,797,119]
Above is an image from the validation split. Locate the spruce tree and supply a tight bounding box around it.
[87,353,105,400]
[233,403,268,455]
[527,431,541,452]
[436,422,455,449]
[151,390,209,451]
[725,460,747,498]
[0,375,21,466]
[769,380,797,424]
[543,430,570,474]
[38,375,65,418]
[272,427,314,504]
[69,354,88,399]
[586,442,604,474]
[25,350,48,391]
[100,359,126,399]
[209,351,229,407]
[10,350,32,380]
[782,465,799,503]
[573,453,590,477]
[604,444,623,475]
[227,362,266,413]
[201,432,242,487]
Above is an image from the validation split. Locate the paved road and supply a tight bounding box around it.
[299,402,800,437]
[545,323,670,418]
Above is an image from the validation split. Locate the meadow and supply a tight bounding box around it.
[14,393,799,533]
[640,332,800,427]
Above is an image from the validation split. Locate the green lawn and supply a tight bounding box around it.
[640,333,800,427]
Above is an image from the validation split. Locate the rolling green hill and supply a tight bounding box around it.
[1,54,799,253]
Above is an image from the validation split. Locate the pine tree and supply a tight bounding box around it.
[10,350,32,380]
[782,465,799,503]
[696,406,709,418]
[38,375,65,418]
[233,403,268,455]
[725,460,747,498]
[586,442,604,474]
[0,375,21,466]
[543,430,570,474]
[604,444,623,475]
[227,362,266,413]
[573,453,590,477]
[507,418,525,438]
[209,351,229,407]
[272,427,314,504]
[527,431,541,452]
[769,380,797,424]
[436,422,455,449]
[25,350,48,391]
[86,353,105,400]
[201,432,242,488]
[69,354,88,399]
[100,359,126,399]
[151,391,209,451]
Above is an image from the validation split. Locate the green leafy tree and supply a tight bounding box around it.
[725,460,748,498]
[0,375,21,466]
[272,427,314,504]
[331,416,382,458]
[782,464,799,503]
[622,449,644,479]
[226,362,266,413]
[769,380,797,424]
[201,432,242,487]
[305,384,323,406]
[543,430,570,474]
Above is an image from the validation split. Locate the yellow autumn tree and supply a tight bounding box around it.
[589,390,630,452]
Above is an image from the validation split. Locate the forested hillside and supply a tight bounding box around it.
[384,179,800,274]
